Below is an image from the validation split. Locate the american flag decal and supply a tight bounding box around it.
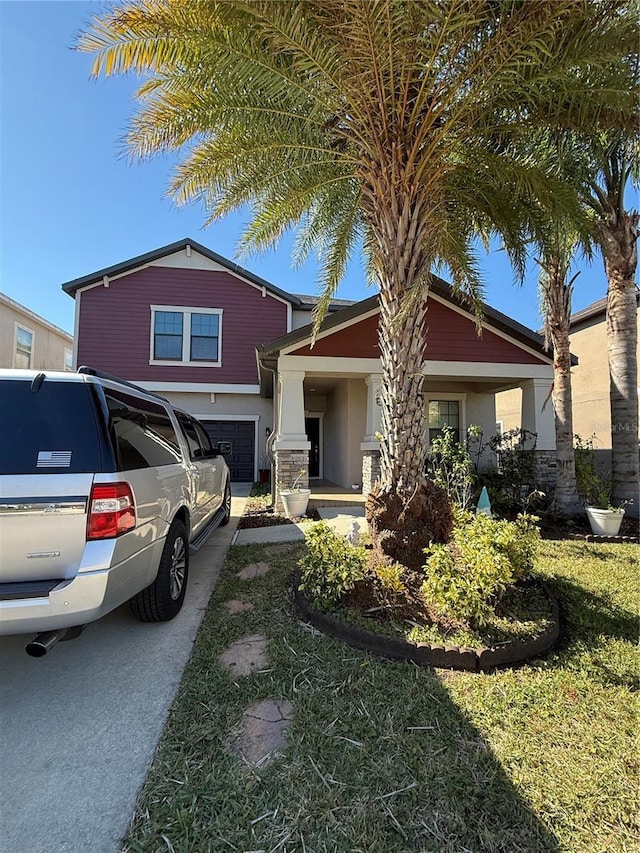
[37,451,72,468]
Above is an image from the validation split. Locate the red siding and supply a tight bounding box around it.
[291,298,546,364]
[77,266,288,383]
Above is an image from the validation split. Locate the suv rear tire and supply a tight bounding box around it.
[130,520,189,622]
[219,481,232,526]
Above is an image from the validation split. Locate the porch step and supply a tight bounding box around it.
[308,495,366,510]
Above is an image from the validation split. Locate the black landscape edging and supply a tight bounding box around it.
[294,580,560,672]
[568,533,637,544]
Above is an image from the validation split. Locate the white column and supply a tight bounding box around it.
[361,373,383,451]
[521,378,555,450]
[274,369,310,450]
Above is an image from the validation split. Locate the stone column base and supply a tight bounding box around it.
[362,449,381,497]
[533,449,557,496]
[274,448,310,513]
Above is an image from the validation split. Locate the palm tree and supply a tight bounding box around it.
[79,0,638,563]
[536,232,583,515]
[583,138,639,510]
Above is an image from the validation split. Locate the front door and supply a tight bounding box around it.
[305,416,321,478]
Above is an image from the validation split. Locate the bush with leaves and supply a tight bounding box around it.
[421,513,540,626]
[482,428,539,513]
[298,521,368,607]
[425,424,482,510]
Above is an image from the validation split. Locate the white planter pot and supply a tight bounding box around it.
[281,489,311,519]
[585,506,624,536]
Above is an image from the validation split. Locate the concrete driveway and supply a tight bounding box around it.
[0,486,249,853]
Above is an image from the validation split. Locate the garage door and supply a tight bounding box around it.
[202,420,255,482]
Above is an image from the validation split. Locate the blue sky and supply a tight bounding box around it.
[1,1,613,336]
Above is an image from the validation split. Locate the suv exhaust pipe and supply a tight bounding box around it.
[26,626,85,657]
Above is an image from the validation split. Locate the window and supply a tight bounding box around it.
[14,325,34,369]
[428,400,460,444]
[64,348,73,371]
[176,412,214,460]
[105,390,182,470]
[150,306,222,366]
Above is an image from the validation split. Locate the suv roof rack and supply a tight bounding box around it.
[77,366,169,403]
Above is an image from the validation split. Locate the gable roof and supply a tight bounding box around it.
[259,275,550,359]
[257,275,557,395]
[61,238,303,306]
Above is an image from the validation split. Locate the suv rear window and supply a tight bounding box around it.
[0,378,104,475]
[105,389,182,470]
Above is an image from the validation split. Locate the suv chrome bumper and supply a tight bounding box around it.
[0,538,165,635]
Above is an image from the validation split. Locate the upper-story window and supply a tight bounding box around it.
[14,324,34,369]
[150,306,222,367]
[64,348,74,371]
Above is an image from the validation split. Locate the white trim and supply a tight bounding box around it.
[423,361,553,380]
[13,322,34,369]
[426,393,467,444]
[75,246,294,310]
[150,305,223,367]
[280,354,382,373]
[133,381,261,394]
[280,307,381,355]
[73,291,81,368]
[194,413,260,481]
[427,291,552,364]
[280,294,550,365]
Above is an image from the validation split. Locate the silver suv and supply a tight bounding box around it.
[0,367,231,655]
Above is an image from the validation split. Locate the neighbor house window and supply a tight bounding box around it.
[150,306,222,366]
[64,348,73,371]
[428,400,460,444]
[14,325,34,369]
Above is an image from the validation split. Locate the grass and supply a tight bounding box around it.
[123,538,639,853]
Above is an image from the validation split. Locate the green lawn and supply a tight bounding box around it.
[124,539,638,853]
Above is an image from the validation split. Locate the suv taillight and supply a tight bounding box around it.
[87,483,136,540]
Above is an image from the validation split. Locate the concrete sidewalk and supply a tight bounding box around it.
[0,485,250,853]
[233,505,367,546]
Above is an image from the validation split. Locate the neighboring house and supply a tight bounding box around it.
[0,292,73,372]
[497,293,640,466]
[63,238,555,497]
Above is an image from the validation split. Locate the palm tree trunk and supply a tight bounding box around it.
[540,258,581,514]
[362,183,453,569]
[600,213,639,512]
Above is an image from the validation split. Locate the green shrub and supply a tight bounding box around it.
[372,561,407,606]
[421,513,540,625]
[425,424,481,510]
[298,521,368,607]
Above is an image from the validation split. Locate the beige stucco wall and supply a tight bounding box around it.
[496,306,640,451]
[0,294,73,370]
[323,379,367,487]
[495,387,523,435]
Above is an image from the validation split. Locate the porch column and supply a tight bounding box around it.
[521,378,557,493]
[360,373,383,496]
[274,369,310,511]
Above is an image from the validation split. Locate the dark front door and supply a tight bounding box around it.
[201,420,255,482]
[305,417,320,478]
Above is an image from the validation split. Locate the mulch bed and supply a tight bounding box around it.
[237,502,321,530]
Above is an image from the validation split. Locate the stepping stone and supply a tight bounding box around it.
[218,634,269,678]
[229,698,294,767]
[225,599,255,616]
[237,561,270,580]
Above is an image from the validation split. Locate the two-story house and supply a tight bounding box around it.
[0,293,73,372]
[63,238,556,499]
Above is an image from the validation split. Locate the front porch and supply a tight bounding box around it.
[307,479,367,510]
